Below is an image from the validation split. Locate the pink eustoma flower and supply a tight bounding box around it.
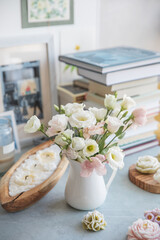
[80,155,106,177]
[83,121,105,139]
[132,108,147,126]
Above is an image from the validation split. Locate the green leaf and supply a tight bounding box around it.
[101,142,118,155]
[114,91,118,98]
[115,126,124,136]
[98,132,110,152]
[121,111,128,119]
[64,64,70,72]
[71,65,76,72]
[118,132,125,139]
[54,104,59,112]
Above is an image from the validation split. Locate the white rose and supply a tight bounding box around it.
[154,169,160,183]
[46,114,68,136]
[71,137,85,151]
[106,146,124,169]
[83,139,99,157]
[104,94,117,110]
[55,129,74,147]
[89,107,107,121]
[121,95,136,110]
[136,155,160,174]
[24,115,41,133]
[64,103,85,116]
[69,110,96,128]
[106,116,123,133]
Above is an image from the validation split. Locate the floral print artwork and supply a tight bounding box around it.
[28,0,70,23]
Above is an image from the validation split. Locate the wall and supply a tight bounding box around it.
[99,0,160,51]
[0,0,99,84]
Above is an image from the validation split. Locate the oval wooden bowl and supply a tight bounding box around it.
[0,140,68,212]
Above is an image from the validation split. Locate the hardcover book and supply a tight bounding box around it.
[59,46,160,74]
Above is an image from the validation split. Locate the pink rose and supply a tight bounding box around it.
[83,121,105,139]
[128,218,160,240]
[46,114,68,137]
[133,108,147,126]
[80,155,106,177]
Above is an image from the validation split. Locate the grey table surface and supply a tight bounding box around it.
[0,145,160,240]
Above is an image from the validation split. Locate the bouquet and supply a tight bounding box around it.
[24,94,147,177]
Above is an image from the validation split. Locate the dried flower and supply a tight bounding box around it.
[144,208,160,226]
[136,155,160,174]
[127,218,160,240]
[82,210,107,231]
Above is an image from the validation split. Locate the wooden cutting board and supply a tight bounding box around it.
[0,140,68,212]
[129,164,160,193]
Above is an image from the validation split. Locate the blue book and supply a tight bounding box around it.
[59,46,160,74]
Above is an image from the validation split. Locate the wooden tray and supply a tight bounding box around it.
[0,140,68,212]
[129,164,160,193]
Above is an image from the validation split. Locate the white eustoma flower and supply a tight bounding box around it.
[55,129,74,147]
[83,139,99,157]
[24,115,41,133]
[71,137,85,151]
[104,94,117,110]
[46,114,68,136]
[64,103,85,116]
[121,95,136,110]
[89,107,107,121]
[106,116,123,133]
[77,150,86,163]
[106,146,124,169]
[69,110,96,128]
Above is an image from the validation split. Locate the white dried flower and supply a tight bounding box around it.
[136,155,160,174]
[153,169,160,183]
[82,210,107,231]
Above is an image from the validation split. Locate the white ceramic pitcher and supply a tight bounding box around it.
[65,159,117,210]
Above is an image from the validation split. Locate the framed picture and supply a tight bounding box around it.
[21,0,74,28]
[0,35,57,147]
[0,111,21,153]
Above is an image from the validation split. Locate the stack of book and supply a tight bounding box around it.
[59,46,160,155]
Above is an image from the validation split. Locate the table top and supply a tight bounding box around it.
[0,145,160,240]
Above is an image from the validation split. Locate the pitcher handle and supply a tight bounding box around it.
[106,168,117,192]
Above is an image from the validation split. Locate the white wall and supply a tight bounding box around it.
[99,0,160,51]
[0,0,99,84]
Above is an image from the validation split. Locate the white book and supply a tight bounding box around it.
[78,63,160,86]
[125,121,158,139]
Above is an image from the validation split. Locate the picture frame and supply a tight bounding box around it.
[0,35,57,147]
[0,111,21,153]
[21,0,74,28]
